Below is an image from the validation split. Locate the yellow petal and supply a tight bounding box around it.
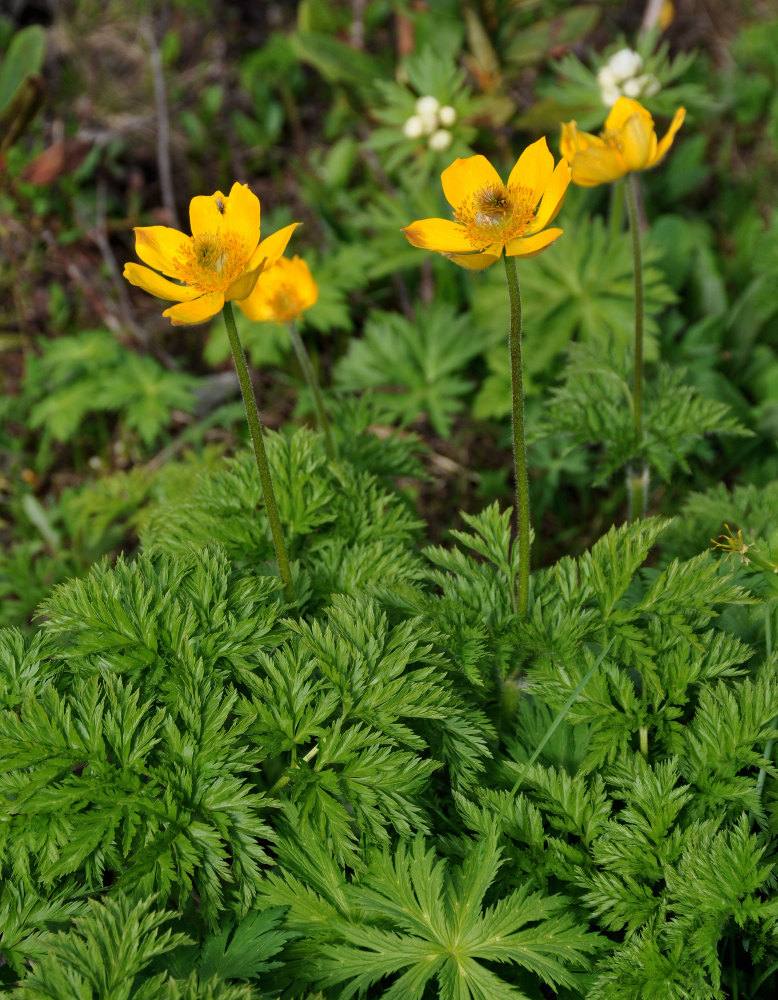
[605,96,653,134]
[443,251,500,270]
[134,226,190,277]
[402,218,475,253]
[649,106,686,167]
[507,137,554,206]
[162,291,225,326]
[225,263,264,302]
[505,227,563,259]
[441,155,503,209]
[571,147,627,186]
[223,182,262,258]
[189,192,227,237]
[237,256,320,321]
[247,222,301,271]
[560,121,603,162]
[123,262,200,302]
[526,159,571,234]
[621,113,657,171]
[291,256,319,310]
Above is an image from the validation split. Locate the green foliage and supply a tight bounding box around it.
[7,4,778,999]
[0,24,45,116]
[472,212,676,418]
[538,343,747,482]
[24,331,198,449]
[12,893,187,1000]
[335,304,484,436]
[2,441,777,999]
[317,830,597,1000]
[142,427,425,610]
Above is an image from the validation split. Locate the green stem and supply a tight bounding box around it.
[288,320,335,460]
[222,302,295,605]
[625,174,648,522]
[503,252,530,618]
[268,743,320,796]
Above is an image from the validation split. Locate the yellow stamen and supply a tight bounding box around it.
[174,231,247,293]
[453,183,537,251]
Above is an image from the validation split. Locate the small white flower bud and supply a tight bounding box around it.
[403,115,425,139]
[415,95,440,118]
[599,83,621,107]
[428,128,452,152]
[642,73,661,97]
[608,48,643,82]
[597,66,617,90]
[621,78,642,98]
[438,105,457,126]
[418,112,438,135]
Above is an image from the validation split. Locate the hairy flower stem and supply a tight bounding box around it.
[222,302,295,605]
[503,251,530,618]
[288,320,335,460]
[625,174,648,522]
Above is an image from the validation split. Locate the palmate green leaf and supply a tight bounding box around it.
[196,906,292,981]
[334,303,484,436]
[319,830,598,1000]
[26,330,198,448]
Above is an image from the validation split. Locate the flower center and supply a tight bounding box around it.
[268,282,302,322]
[174,231,248,293]
[453,183,537,251]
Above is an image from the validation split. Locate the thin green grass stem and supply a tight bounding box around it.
[287,320,335,460]
[503,251,530,618]
[625,174,648,522]
[222,301,295,605]
[493,638,614,829]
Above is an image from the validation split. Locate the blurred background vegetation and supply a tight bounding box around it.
[2,0,778,627]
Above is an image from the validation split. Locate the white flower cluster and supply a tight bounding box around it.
[597,48,660,107]
[402,95,457,152]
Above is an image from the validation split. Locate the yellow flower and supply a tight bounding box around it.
[236,255,318,323]
[561,97,685,187]
[402,138,571,269]
[123,182,299,325]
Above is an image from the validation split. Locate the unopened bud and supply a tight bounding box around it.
[608,48,643,82]
[415,95,440,118]
[403,115,425,139]
[428,128,452,152]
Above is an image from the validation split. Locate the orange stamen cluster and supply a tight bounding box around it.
[174,231,248,293]
[454,183,537,251]
[602,129,623,151]
[266,283,301,323]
